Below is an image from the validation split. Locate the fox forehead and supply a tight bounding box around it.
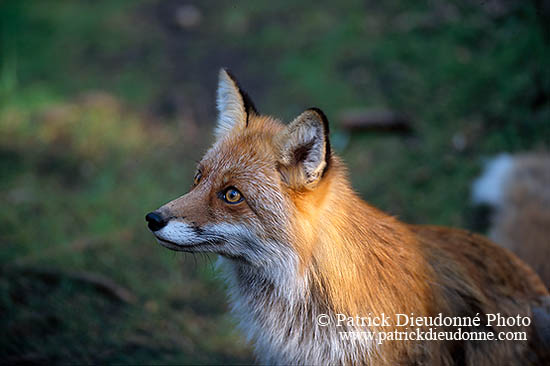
[199,116,284,181]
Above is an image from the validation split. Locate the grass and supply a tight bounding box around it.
[1,0,549,364]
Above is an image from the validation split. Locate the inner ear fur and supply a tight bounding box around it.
[224,69,258,122]
[215,68,258,139]
[276,108,331,190]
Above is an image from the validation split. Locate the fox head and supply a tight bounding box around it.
[146,69,334,275]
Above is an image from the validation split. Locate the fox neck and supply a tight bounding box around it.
[291,158,432,315]
[218,159,434,363]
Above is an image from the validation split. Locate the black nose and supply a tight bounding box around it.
[145,211,168,232]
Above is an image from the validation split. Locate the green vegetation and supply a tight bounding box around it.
[1,0,548,363]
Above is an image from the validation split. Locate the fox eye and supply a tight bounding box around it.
[193,171,202,186]
[222,187,243,204]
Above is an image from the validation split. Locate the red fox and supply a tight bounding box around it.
[146,69,550,365]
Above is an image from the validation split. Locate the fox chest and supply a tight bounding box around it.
[223,272,375,364]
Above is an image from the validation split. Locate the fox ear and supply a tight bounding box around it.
[276,108,331,190]
[215,68,258,139]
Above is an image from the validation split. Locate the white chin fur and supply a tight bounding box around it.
[153,221,201,246]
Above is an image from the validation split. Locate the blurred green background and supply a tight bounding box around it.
[1,0,549,364]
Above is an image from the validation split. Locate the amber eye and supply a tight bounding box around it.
[193,171,202,186]
[223,187,243,204]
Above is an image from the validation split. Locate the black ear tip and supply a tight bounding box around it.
[305,107,331,171]
[221,67,235,80]
[305,107,330,134]
[219,67,259,118]
[220,68,241,88]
